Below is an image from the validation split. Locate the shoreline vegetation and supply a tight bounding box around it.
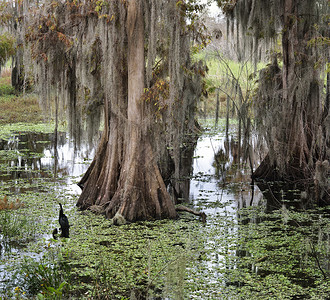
[0,69,43,125]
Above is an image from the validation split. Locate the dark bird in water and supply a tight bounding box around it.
[52,228,58,240]
[59,203,70,238]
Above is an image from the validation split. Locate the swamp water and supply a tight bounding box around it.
[0,122,329,299]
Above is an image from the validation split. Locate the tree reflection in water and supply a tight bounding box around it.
[189,130,329,297]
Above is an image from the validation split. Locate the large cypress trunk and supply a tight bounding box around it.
[24,0,204,220]
[76,0,178,221]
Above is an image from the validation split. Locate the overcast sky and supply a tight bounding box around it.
[201,0,223,18]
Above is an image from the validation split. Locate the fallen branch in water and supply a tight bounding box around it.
[176,205,207,223]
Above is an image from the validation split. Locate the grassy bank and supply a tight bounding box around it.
[0,70,44,125]
[195,50,265,118]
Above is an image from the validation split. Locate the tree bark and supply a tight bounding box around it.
[77,0,177,222]
[24,0,202,221]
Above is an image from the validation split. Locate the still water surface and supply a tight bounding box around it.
[0,126,329,298]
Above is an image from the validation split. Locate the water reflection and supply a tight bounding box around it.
[190,131,330,296]
[190,133,264,213]
[0,132,93,195]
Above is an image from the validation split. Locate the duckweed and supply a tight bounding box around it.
[0,126,329,299]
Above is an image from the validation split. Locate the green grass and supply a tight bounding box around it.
[0,210,32,241]
[0,82,14,95]
[194,51,265,82]
[15,255,69,298]
[0,72,45,125]
[194,50,266,118]
[0,93,44,124]
[0,75,65,139]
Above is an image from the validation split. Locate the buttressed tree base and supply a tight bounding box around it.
[23,0,206,221]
